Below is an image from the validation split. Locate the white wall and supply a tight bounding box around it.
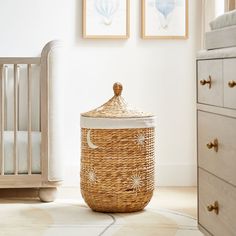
[0,0,201,186]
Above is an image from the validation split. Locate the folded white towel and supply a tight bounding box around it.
[210,10,236,30]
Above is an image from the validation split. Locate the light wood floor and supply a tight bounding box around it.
[0,186,198,218]
[150,187,197,218]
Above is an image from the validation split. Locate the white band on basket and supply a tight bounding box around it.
[80,116,156,129]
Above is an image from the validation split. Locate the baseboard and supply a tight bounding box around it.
[156,164,197,187]
[62,163,197,187]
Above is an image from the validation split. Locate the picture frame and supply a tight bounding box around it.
[141,0,188,39]
[83,0,130,39]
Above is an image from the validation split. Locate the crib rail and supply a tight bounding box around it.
[0,58,40,176]
[0,58,40,64]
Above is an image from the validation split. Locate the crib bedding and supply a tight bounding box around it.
[3,131,41,174]
[210,10,236,30]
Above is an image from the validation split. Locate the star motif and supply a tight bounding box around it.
[131,174,142,192]
[88,170,96,183]
[137,134,145,145]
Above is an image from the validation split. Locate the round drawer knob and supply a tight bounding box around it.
[200,76,212,89]
[228,80,236,88]
[206,139,218,152]
[207,201,219,215]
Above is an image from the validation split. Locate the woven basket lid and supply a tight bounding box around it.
[81,83,153,118]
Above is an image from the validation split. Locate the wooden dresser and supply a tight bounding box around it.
[197,48,236,236]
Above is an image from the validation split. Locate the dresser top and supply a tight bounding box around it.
[197,47,236,60]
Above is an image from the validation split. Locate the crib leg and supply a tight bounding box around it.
[39,187,57,202]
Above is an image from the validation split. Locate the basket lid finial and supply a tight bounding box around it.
[81,82,153,118]
[113,82,123,96]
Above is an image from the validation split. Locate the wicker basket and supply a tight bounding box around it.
[80,83,155,213]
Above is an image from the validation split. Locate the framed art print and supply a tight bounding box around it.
[83,0,130,39]
[142,0,188,39]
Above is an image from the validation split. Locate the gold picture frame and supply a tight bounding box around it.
[83,0,130,39]
[141,0,188,39]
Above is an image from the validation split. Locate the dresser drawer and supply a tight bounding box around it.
[197,60,223,107]
[198,111,236,186]
[199,168,236,236]
[224,58,236,109]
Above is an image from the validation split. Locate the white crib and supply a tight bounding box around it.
[0,41,64,201]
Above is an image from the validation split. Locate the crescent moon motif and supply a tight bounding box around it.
[87,130,99,149]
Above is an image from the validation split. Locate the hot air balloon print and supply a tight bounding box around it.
[155,0,176,29]
[83,0,129,38]
[142,0,188,39]
[95,0,120,25]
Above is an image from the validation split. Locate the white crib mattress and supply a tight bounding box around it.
[3,131,41,174]
[205,25,236,50]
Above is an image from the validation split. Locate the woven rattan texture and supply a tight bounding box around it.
[80,128,155,213]
[81,95,152,118]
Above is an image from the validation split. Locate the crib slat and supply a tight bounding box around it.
[39,68,41,132]
[0,65,4,175]
[14,64,19,175]
[17,66,20,130]
[27,64,32,174]
[4,66,8,130]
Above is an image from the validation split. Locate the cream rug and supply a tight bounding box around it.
[0,199,203,236]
